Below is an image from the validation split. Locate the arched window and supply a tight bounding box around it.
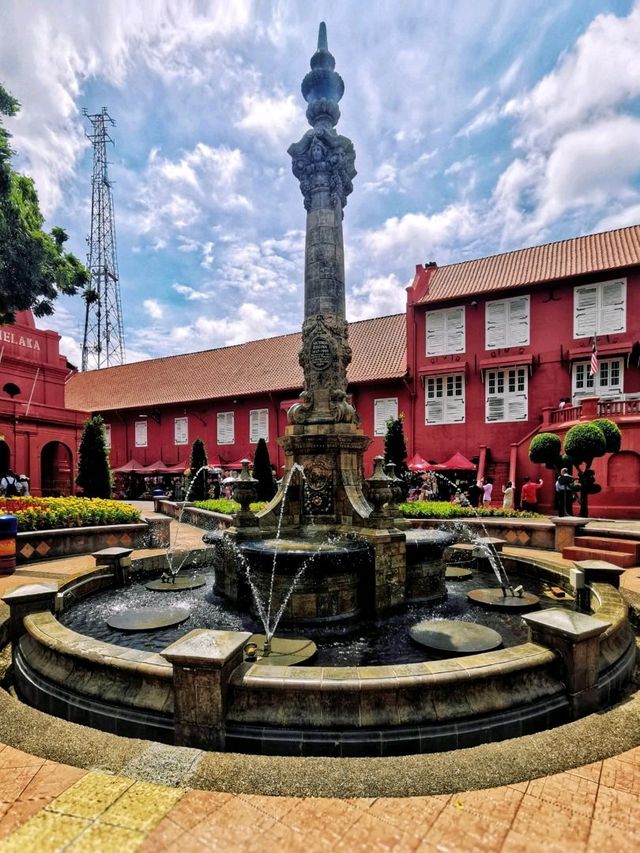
[3,383,20,398]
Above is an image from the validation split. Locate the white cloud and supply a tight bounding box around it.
[347,274,406,322]
[143,298,164,320]
[172,283,212,301]
[363,161,398,194]
[362,204,478,259]
[235,93,299,146]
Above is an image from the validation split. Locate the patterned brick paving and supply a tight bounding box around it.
[0,743,639,850]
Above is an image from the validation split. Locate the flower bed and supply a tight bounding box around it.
[399,500,543,520]
[1,497,141,532]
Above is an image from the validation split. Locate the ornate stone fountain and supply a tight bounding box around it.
[213,24,448,626]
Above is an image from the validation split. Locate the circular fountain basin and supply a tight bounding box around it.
[467,588,540,611]
[409,618,502,654]
[146,576,206,592]
[107,606,190,632]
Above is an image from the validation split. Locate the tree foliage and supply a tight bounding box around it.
[188,437,208,501]
[384,413,408,479]
[76,415,112,498]
[0,83,89,324]
[529,418,623,517]
[252,438,276,502]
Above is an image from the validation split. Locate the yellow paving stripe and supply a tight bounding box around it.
[0,810,90,852]
[46,772,134,820]
[66,822,146,853]
[100,780,184,832]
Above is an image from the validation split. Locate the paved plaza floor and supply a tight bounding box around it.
[0,513,639,851]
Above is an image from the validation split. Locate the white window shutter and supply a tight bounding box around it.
[486,396,504,422]
[217,412,234,444]
[508,297,529,346]
[445,395,465,423]
[374,398,397,435]
[507,393,527,421]
[445,308,465,353]
[600,280,626,334]
[486,302,507,348]
[426,311,446,355]
[250,411,259,443]
[574,286,597,338]
[426,399,443,424]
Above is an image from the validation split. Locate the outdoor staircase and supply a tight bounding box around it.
[562,536,640,568]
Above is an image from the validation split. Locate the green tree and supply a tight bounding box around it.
[76,415,111,498]
[564,419,621,517]
[252,438,276,502]
[529,419,622,517]
[0,83,89,323]
[188,437,208,501]
[384,413,409,481]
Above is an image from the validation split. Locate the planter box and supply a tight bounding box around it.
[407,517,556,550]
[17,523,151,564]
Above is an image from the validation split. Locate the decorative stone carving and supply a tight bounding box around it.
[365,456,393,517]
[289,128,355,212]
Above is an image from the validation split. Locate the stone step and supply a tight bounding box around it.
[574,537,640,560]
[562,546,636,568]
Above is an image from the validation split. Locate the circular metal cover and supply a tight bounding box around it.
[145,576,206,592]
[246,634,317,666]
[467,588,540,611]
[107,607,190,632]
[445,566,473,580]
[409,619,503,654]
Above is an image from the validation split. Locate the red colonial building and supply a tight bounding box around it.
[57,223,640,518]
[65,314,410,479]
[406,225,640,517]
[0,310,88,495]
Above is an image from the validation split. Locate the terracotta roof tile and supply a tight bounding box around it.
[65,314,406,412]
[417,224,640,304]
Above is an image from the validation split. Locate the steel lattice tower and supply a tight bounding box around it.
[81,107,125,371]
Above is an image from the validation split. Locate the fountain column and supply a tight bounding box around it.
[275,23,371,525]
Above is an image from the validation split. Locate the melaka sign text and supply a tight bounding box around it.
[0,330,41,351]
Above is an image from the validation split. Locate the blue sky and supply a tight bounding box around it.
[2,0,640,366]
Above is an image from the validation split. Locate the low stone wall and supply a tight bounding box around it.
[155,499,232,530]
[16,516,171,564]
[408,517,556,550]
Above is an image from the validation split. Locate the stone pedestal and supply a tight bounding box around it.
[161,629,251,750]
[552,517,585,551]
[2,583,58,642]
[93,547,133,586]
[522,609,610,717]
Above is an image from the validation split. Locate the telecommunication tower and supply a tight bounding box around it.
[81,107,125,371]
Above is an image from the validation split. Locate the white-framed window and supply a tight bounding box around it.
[485,367,528,422]
[217,411,234,445]
[574,278,626,338]
[374,397,398,436]
[250,408,269,443]
[103,423,111,449]
[573,357,623,399]
[425,374,465,424]
[174,416,188,445]
[485,295,529,349]
[134,420,147,447]
[425,306,465,356]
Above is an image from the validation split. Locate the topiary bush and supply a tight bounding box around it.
[591,418,622,453]
[529,433,562,467]
[564,422,606,464]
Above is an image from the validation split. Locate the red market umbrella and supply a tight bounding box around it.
[439,451,476,471]
[407,453,431,472]
[113,459,147,473]
[142,460,175,474]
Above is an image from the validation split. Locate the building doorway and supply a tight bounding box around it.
[0,441,9,477]
[41,442,73,496]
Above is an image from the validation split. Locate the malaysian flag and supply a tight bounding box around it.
[590,339,599,377]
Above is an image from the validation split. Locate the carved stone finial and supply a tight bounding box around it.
[301,22,344,128]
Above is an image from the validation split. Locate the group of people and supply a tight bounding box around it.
[413,472,547,513]
[0,469,30,497]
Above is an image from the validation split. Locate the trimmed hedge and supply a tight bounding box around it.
[399,500,543,520]
[1,497,141,532]
[193,499,268,515]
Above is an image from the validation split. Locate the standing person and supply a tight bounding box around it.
[18,475,30,496]
[482,477,493,506]
[0,469,21,497]
[468,480,482,508]
[520,476,543,512]
[502,481,514,510]
[555,468,573,516]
